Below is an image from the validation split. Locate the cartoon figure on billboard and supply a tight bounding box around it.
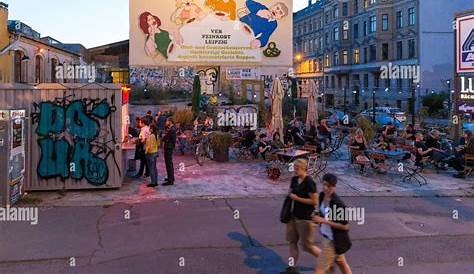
[205,0,237,21]
[171,0,207,25]
[238,0,288,49]
[139,12,183,59]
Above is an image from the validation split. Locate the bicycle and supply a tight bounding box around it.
[193,131,214,166]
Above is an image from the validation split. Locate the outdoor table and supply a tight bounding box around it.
[366,149,407,161]
[276,149,310,163]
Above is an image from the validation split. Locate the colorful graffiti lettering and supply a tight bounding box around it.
[32,93,120,186]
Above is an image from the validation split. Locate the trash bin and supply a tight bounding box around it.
[0,109,26,206]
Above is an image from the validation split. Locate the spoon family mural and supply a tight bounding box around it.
[130,0,293,66]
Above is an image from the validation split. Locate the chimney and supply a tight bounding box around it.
[308,0,312,7]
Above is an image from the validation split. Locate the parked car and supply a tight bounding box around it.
[324,108,355,126]
[374,107,407,123]
[358,109,404,128]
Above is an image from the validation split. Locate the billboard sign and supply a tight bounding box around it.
[456,14,474,73]
[130,0,293,67]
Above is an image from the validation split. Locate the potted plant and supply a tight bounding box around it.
[210,131,232,162]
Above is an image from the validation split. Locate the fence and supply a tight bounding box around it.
[0,83,124,191]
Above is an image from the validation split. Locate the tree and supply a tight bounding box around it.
[192,75,201,117]
[422,92,449,115]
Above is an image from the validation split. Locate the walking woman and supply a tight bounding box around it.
[145,124,160,187]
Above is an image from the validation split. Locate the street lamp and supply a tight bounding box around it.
[295,54,302,62]
[343,87,347,115]
[372,89,376,124]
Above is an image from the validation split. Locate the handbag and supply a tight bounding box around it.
[280,196,294,224]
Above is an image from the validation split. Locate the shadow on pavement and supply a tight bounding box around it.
[228,232,314,274]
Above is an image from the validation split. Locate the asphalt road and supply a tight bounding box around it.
[1,196,474,274]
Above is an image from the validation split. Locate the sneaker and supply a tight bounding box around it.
[162,181,174,186]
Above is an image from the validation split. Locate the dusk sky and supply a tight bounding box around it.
[5,0,308,49]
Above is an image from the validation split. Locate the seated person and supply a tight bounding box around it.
[375,134,390,151]
[447,135,474,178]
[403,124,416,141]
[382,122,397,141]
[425,130,451,164]
[459,130,472,147]
[348,128,371,174]
[271,132,285,150]
[414,133,433,167]
[256,134,271,160]
[291,121,306,146]
[317,119,332,149]
[242,127,256,148]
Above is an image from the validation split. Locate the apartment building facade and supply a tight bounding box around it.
[294,0,474,113]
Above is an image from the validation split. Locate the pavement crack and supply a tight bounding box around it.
[87,206,108,265]
[224,198,256,247]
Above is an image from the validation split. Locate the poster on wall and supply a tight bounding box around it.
[456,14,474,73]
[8,110,26,204]
[130,0,293,67]
[226,68,259,80]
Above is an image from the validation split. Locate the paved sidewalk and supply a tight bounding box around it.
[21,153,474,207]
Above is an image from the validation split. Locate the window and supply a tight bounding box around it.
[334,52,340,66]
[363,47,368,63]
[363,21,368,36]
[354,23,359,39]
[371,0,376,4]
[51,58,58,83]
[325,11,330,24]
[343,29,349,40]
[382,14,389,31]
[325,32,329,45]
[396,11,403,28]
[342,2,348,16]
[325,54,330,67]
[396,41,403,59]
[364,0,369,9]
[331,76,335,88]
[354,0,359,15]
[409,7,416,26]
[382,43,389,60]
[333,27,339,41]
[370,44,377,61]
[385,78,391,88]
[333,5,339,18]
[14,51,23,83]
[354,48,360,64]
[374,74,380,88]
[397,79,403,90]
[309,40,313,52]
[408,39,416,58]
[342,50,348,65]
[364,74,369,88]
[319,37,323,49]
[35,55,43,83]
[370,15,377,33]
[320,16,323,28]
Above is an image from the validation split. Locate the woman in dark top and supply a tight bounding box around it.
[404,124,416,141]
[414,133,433,167]
[349,128,370,174]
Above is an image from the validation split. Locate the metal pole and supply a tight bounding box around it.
[411,85,416,126]
[343,87,347,115]
[372,89,376,124]
[453,18,460,142]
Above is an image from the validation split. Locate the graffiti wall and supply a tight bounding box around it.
[0,84,123,191]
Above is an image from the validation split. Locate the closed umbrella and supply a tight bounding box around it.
[306,79,319,129]
[270,77,284,142]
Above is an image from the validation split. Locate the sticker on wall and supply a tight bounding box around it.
[263,42,281,58]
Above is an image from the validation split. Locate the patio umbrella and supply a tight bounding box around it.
[270,77,284,142]
[306,79,319,129]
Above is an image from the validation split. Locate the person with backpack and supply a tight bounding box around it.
[145,124,160,188]
[312,173,353,274]
[283,159,321,274]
